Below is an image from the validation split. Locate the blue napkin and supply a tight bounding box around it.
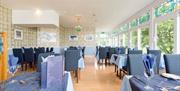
[8,55,19,74]
[143,55,155,76]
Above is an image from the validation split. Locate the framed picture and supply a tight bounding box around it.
[69,35,78,41]
[14,29,23,40]
[39,32,57,43]
[84,34,94,41]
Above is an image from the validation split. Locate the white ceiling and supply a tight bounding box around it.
[3,0,154,32]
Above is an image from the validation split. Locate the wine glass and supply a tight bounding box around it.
[143,54,155,90]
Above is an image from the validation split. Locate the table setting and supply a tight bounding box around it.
[120,54,180,91]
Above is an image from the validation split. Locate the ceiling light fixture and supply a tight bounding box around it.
[35,9,42,16]
[74,15,82,32]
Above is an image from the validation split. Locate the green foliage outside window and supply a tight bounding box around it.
[124,33,129,47]
[141,28,149,48]
[139,12,150,24]
[155,1,176,17]
[121,24,129,31]
[157,19,174,53]
[131,31,137,48]
[130,19,138,28]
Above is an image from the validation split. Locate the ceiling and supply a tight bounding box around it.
[3,0,154,32]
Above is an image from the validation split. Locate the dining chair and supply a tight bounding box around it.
[46,47,49,52]
[147,50,161,74]
[128,50,142,54]
[119,47,126,54]
[39,47,45,53]
[127,54,145,75]
[12,48,25,71]
[98,47,107,64]
[163,54,180,75]
[65,50,81,83]
[50,47,54,52]
[82,47,85,58]
[108,48,115,60]
[23,48,35,70]
[96,46,99,56]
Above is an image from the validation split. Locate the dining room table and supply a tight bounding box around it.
[120,74,180,91]
[0,71,74,91]
[110,54,166,70]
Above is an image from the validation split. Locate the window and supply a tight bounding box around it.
[130,19,138,28]
[157,19,174,53]
[141,28,149,49]
[130,31,138,48]
[155,0,176,17]
[121,24,129,31]
[139,12,150,24]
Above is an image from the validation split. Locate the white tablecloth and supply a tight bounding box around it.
[110,54,165,69]
[65,72,74,91]
[120,75,133,91]
[78,57,85,69]
[110,54,127,69]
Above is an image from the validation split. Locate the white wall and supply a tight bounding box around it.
[12,10,59,27]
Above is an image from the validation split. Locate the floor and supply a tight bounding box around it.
[73,56,121,91]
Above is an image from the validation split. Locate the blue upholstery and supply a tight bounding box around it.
[99,47,107,60]
[8,55,19,74]
[108,48,115,59]
[24,48,35,69]
[82,47,85,58]
[119,47,126,54]
[128,50,142,54]
[39,47,45,53]
[12,48,24,65]
[127,54,145,75]
[46,47,49,52]
[24,48,34,63]
[147,50,161,74]
[65,50,80,71]
[163,54,180,75]
[50,47,54,52]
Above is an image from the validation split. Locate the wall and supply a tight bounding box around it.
[59,26,96,55]
[37,27,60,47]
[0,3,12,48]
[10,25,38,48]
[12,10,59,27]
[59,26,96,47]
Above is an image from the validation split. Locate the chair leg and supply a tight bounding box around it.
[114,65,117,72]
[119,69,122,79]
[76,70,79,83]
[116,69,119,76]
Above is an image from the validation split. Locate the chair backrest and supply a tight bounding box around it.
[163,54,180,75]
[82,47,85,58]
[69,46,77,50]
[99,47,107,59]
[37,52,54,72]
[39,47,45,53]
[119,47,126,54]
[128,50,142,54]
[12,48,24,64]
[50,47,54,52]
[108,48,115,59]
[24,48,34,62]
[65,50,80,71]
[46,47,49,52]
[127,54,145,75]
[147,50,161,74]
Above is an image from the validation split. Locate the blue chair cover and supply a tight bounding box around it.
[8,55,19,74]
